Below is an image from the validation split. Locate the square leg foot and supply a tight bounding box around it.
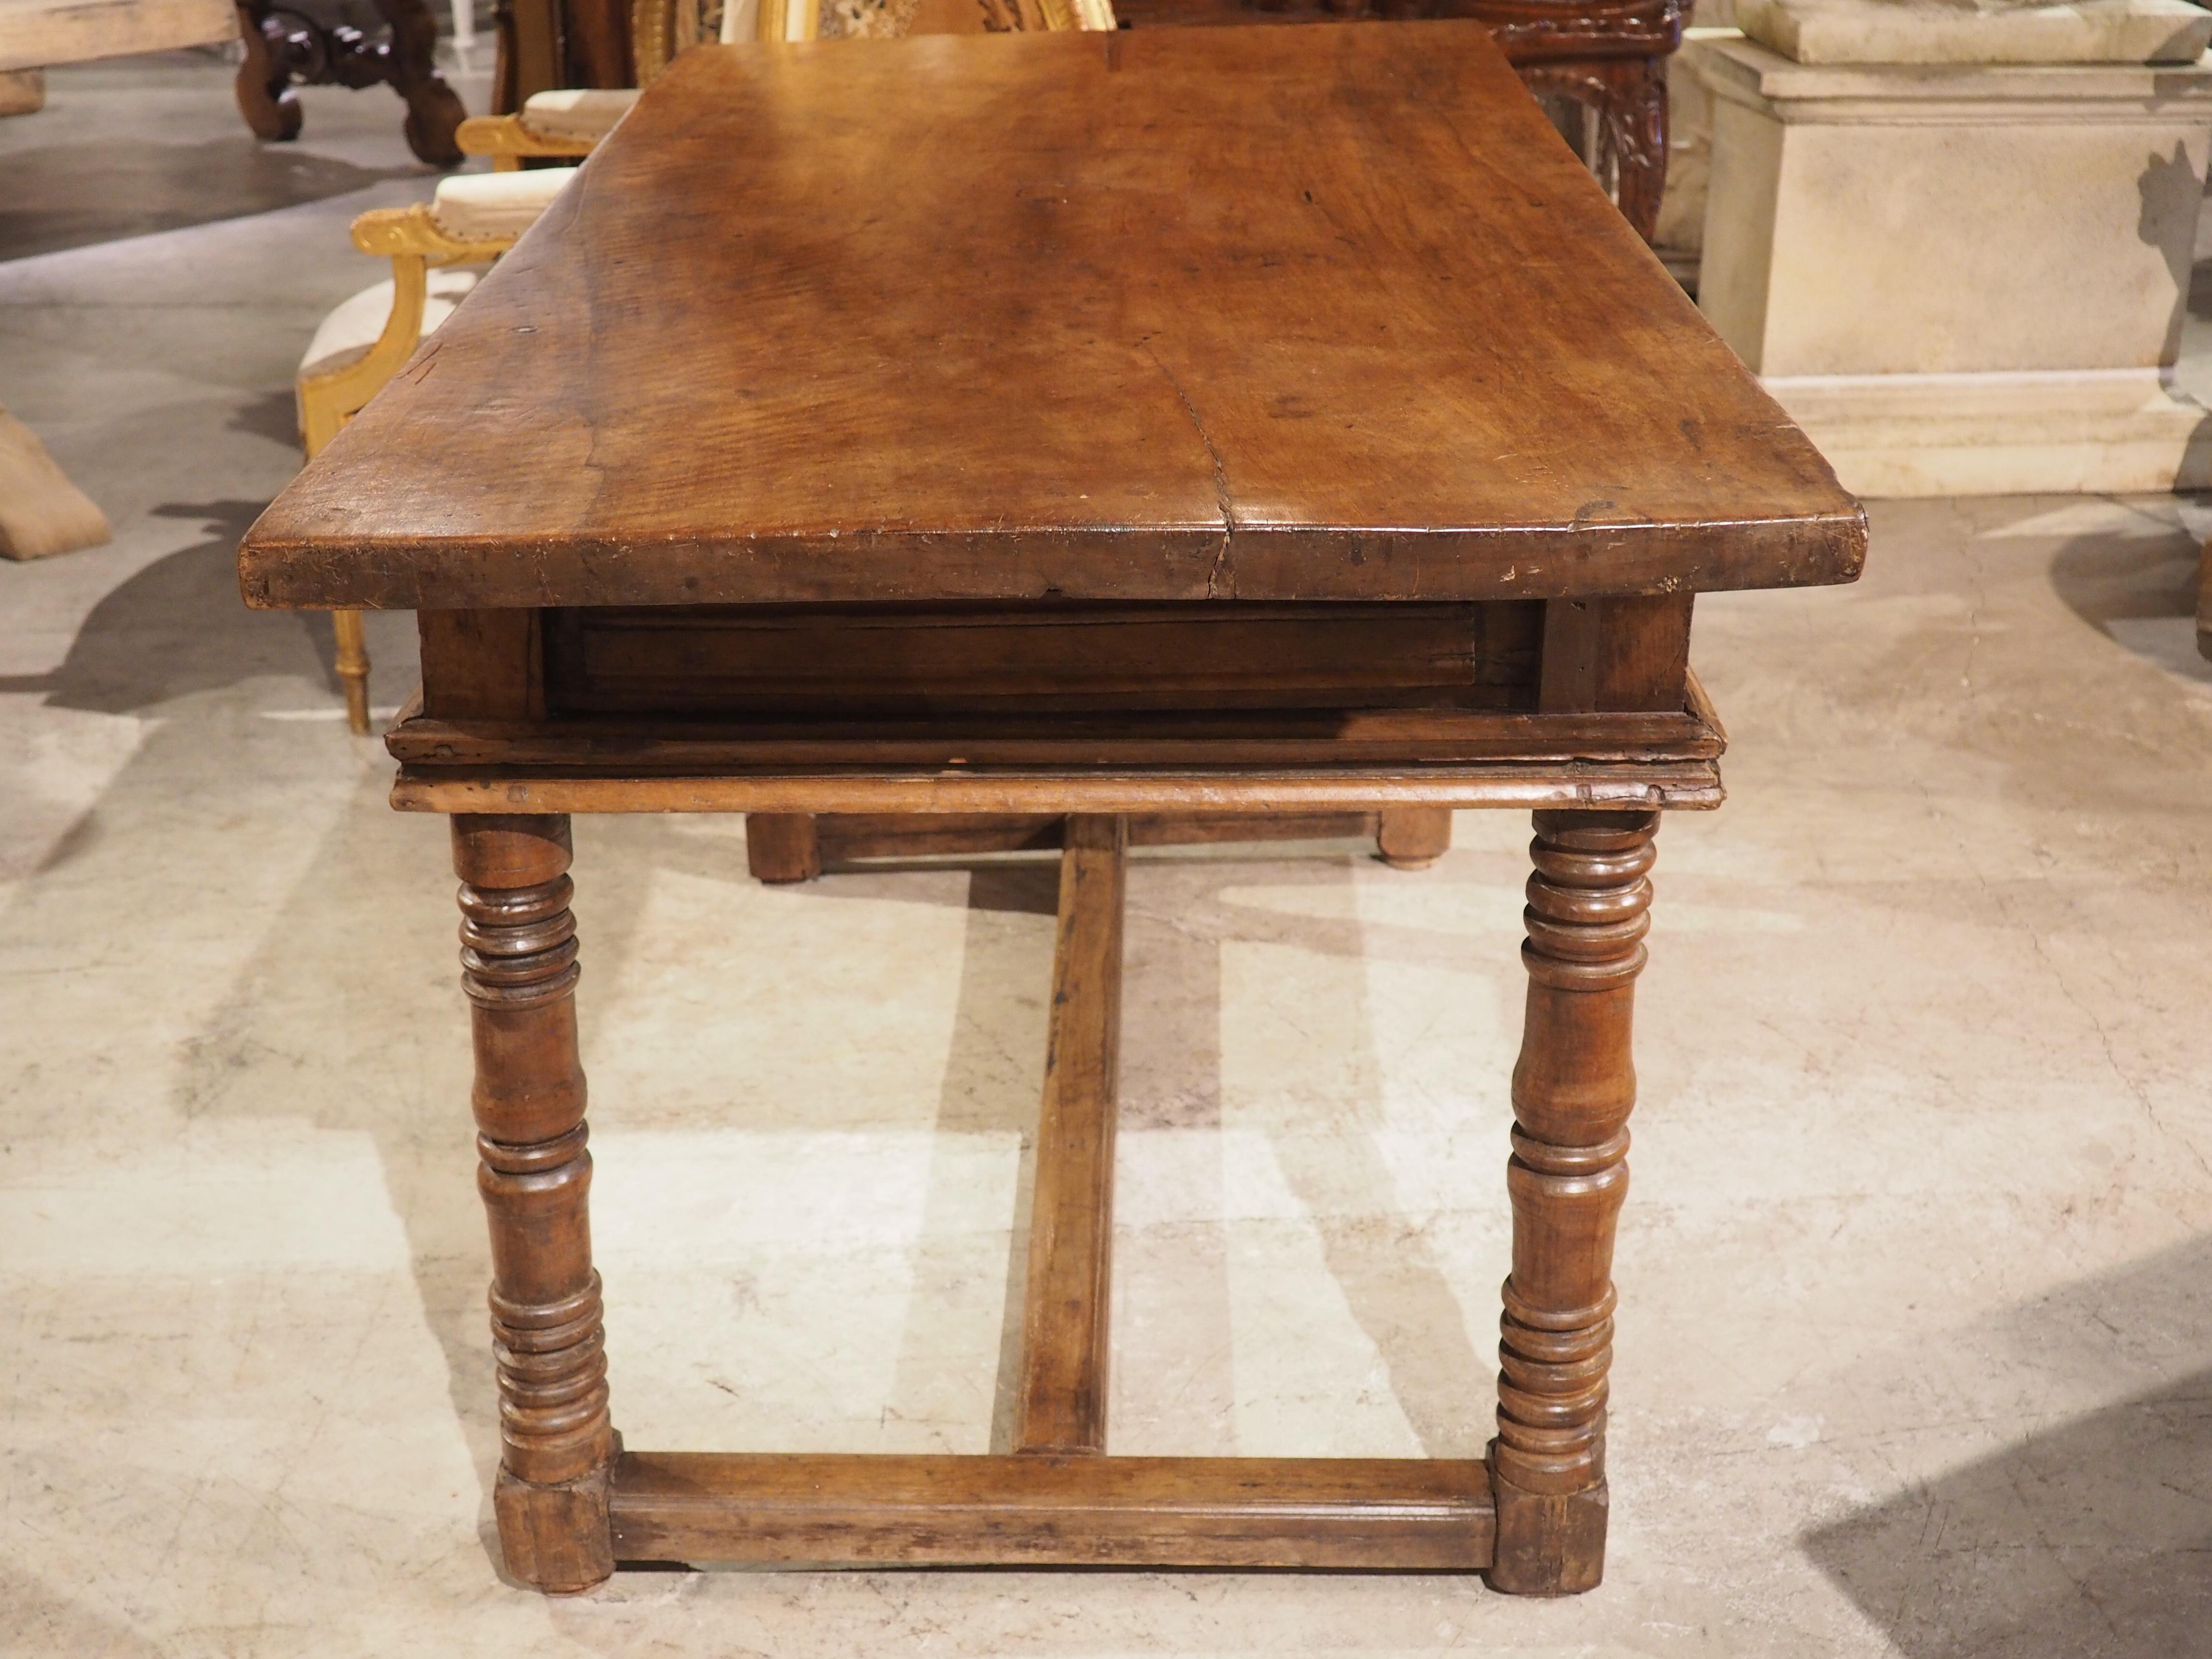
[496,1466,616,1593]
[1376,806,1453,870]
[1484,1460,1607,1596]
[745,813,822,883]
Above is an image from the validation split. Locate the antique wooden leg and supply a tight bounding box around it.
[1487,807,1657,1596]
[745,813,822,883]
[454,814,616,1593]
[1376,807,1453,870]
[332,610,372,734]
[232,0,302,143]
[374,0,468,167]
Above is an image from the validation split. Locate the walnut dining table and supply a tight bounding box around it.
[239,18,1863,1598]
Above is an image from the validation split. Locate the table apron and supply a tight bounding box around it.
[390,764,1724,816]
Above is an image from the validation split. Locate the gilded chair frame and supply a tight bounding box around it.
[298,206,515,731]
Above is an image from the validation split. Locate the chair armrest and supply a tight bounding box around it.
[459,88,641,169]
[349,200,519,265]
[300,170,577,452]
[300,200,527,455]
[521,87,640,141]
[411,168,580,248]
[456,113,593,170]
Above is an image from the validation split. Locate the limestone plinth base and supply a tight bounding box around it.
[1653,29,1745,286]
[1697,37,2212,494]
[1764,368,2212,496]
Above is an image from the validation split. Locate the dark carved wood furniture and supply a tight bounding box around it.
[1466,0,1683,242]
[489,0,634,112]
[235,0,470,164]
[1112,0,1683,243]
[239,21,1862,1595]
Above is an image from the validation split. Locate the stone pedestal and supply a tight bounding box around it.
[1652,25,1743,285]
[1695,0,2212,495]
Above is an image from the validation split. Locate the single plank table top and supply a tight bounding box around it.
[238,19,1864,614]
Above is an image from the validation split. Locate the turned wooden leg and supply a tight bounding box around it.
[332,610,372,734]
[1376,807,1452,870]
[453,814,616,1593]
[1487,808,1656,1596]
[745,813,822,883]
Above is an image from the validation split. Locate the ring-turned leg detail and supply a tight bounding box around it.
[1488,808,1657,1595]
[453,813,616,1592]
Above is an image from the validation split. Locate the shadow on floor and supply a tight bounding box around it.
[2046,513,2212,685]
[0,500,348,710]
[228,387,306,450]
[0,137,414,262]
[824,842,1507,1460]
[1802,1234,2212,1658]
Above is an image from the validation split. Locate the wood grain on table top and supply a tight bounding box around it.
[240,20,1864,612]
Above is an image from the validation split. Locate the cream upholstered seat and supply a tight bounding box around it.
[463,88,638,168]
[296,168,577,463]
[296,266,482,385]
[298,169,575,422]
[513,86,638,147]
[426,168,580,240]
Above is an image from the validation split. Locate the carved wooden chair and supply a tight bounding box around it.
[295,170,553,731]
[1094,0,1682,243]
[236,0,471,166]
[462,0,1116,168]
[294,0,1113,732]
[1466,0,1683,241]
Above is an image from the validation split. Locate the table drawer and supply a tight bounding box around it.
[541,602,1544,718]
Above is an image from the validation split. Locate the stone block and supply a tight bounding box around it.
[1696,37,2212,493]
[1736,0,2212,66]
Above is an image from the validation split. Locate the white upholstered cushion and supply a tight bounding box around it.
[518,86,639,143]
[429,168,578,242]
[297,266,485,382]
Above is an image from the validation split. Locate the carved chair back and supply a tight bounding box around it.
[631,0,1111,83]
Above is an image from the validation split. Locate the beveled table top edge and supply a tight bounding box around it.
[239,509,1868,611]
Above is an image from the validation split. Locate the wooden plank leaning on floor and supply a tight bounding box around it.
[0,406,108,561]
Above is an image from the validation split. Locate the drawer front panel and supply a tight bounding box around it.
[543,602,1543,718]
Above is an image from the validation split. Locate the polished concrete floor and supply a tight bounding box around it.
[4,49,2212,1659]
